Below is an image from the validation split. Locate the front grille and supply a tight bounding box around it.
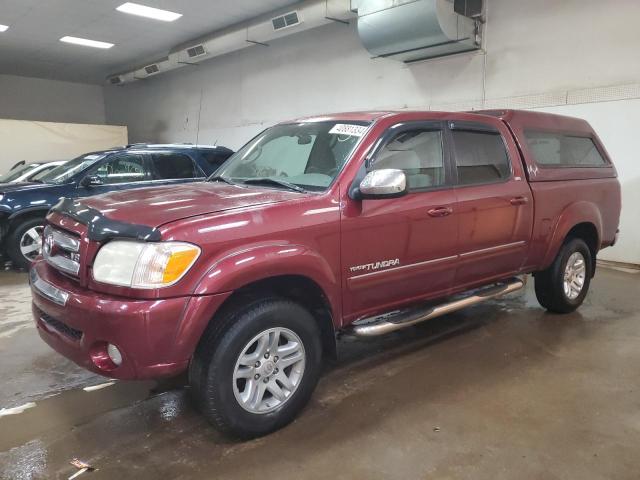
[36,307,83,341]
[43,225,81,277]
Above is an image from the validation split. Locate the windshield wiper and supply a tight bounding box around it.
[242,177,306,193]
[208,175,236,185]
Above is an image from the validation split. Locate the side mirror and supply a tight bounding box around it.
[80,175,103,187]
[358,169,407,199]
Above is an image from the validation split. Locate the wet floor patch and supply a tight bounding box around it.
[0,269,639,479]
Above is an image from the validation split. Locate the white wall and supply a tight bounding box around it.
[104,0,640,264]
[0,74,106,125]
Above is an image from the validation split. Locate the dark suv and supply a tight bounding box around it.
[0,144,233,268]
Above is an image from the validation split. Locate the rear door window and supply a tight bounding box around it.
[451,130,511,185]
[524,131,607,167]
[150,153,203,179]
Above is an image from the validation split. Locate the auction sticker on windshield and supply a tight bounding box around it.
[329,124,368,137]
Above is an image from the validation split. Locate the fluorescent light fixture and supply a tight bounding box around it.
[0,25,9,32]
[60,36,114,49]
[116,3,182,22]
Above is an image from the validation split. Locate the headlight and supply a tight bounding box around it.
[93,240,200,288]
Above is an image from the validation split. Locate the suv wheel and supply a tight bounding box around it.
[534,238,592,313]
[190,297,322,438]
[6,218,45,269]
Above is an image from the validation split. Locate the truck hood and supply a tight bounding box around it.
[79,182,305,228]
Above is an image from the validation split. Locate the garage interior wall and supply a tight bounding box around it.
[0,75,128,173]
[0,74,106,124]
[103,0,640,265]
[0,120,128,172]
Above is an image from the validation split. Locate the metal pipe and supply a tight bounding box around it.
[350,277,525,337]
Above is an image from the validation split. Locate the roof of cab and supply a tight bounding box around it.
[286,109,595,136]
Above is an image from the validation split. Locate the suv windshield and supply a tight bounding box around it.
[217,121,370,191]
[0,164,39,183]
[38,154,104,184]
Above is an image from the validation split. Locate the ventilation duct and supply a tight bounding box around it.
[108,0,355,84]
[271,11,301,31]
[144,64,160,75]
[186,44,207,58]
[357,0,482,63]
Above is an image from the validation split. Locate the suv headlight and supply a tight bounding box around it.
[93,240,200,288]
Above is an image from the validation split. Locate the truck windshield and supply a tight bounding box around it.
[38,154,104,184]
[216,121,370,191]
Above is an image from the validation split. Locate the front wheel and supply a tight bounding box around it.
[534,238,592,313]
[5,217,45,269]
[190,297,322,438]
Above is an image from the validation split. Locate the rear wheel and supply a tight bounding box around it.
[6,217,45,269]
[534,238,592,313]
[190,297,322,439]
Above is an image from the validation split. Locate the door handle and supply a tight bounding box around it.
[427,206,453,217]
[510,196,529,206]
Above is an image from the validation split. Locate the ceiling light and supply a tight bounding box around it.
[0,25,9,32]
[116,3,182,22]
[60,36,114,49]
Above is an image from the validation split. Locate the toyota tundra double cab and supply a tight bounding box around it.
[30,110,621,438]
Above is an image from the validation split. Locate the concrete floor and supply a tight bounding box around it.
[0,268,639,480]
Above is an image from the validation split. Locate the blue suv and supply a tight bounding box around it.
[0,144,233,268]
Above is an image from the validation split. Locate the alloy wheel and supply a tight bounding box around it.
[563,251,586,300]
[232,327,306,414]
[19,226,44,263]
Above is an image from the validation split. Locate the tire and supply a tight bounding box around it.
[534,238,592,313]
[5,217,45,270]
[190,297,322,439]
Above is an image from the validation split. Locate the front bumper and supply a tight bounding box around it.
[30,260,231,380]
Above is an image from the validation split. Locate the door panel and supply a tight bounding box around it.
[342,190,458,320]
[454,181,533,286]
[341,123,458,321]
[447,119,534,288]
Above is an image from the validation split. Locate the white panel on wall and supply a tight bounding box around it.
[0,120,128,172]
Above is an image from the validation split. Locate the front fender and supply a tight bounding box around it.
[541,201,602,269]
[193,242,340,315]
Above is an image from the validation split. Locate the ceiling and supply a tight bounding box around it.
[0,0,301,84]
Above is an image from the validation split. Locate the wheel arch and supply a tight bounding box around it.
[7,207,50,224]
[190,244,341,360]
[541,201,602,275]
[218,274,338,359]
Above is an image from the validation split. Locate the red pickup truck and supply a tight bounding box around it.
[30,109,620,438]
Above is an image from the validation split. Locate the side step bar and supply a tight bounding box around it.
[349,277,525,337]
